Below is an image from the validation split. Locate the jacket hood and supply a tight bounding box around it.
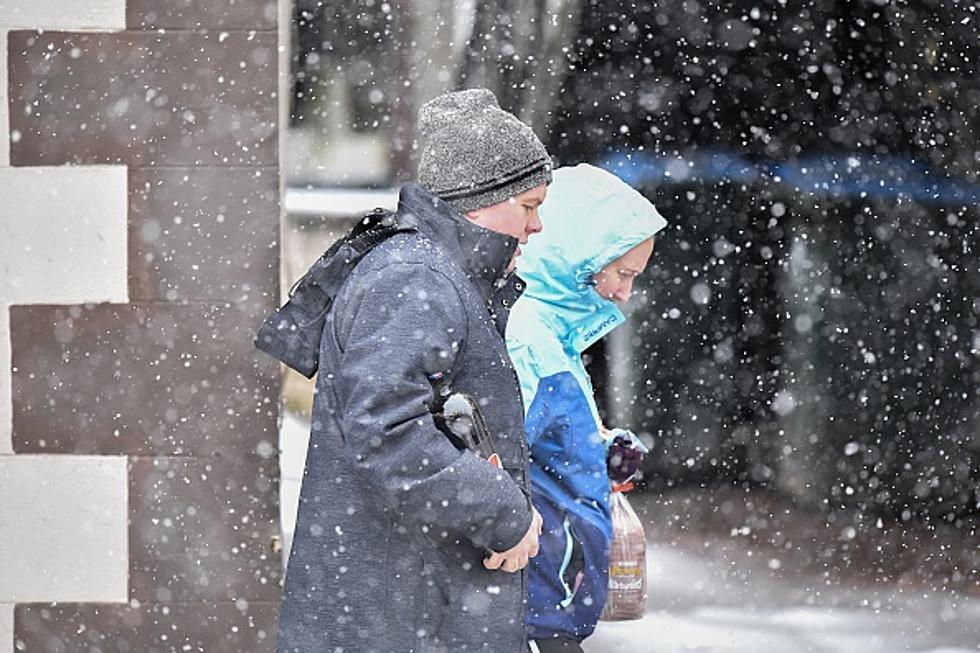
[255,183,517,378]
[515,164,667,352]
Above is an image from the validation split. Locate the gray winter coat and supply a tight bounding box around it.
[267,183,534,652]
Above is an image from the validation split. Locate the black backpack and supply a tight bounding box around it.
[254,207,502,463]
[254,208,416,378]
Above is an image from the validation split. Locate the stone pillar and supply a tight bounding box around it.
[1,0,282,649]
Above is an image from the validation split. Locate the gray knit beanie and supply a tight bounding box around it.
[416,88,553,213]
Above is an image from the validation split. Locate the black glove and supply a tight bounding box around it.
[606,432,646,483]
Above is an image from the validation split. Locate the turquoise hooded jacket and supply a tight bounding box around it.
[507,163,667,642]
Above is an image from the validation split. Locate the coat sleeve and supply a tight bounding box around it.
[506,318,571,449]
[508,330,607,484]
[331,261,533,553]
[506,344,546,447]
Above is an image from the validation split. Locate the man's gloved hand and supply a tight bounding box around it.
[606,428,648,483]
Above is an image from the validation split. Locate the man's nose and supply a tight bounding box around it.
[527,211,543,235]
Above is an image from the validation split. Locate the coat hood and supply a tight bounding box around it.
[255,183,518,378]
[515,163,667,352]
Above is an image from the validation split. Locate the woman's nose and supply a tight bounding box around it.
[615,281,634,303]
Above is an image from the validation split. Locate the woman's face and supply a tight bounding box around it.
[592,237,656,304]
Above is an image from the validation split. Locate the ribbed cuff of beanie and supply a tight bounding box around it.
[439,159,553,213]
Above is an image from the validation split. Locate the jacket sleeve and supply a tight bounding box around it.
[506,321,570,449]
[331,261,533,553]
[508,330,606,474]
[506,344,546,447]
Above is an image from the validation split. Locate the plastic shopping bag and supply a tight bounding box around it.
[600,486,647,620]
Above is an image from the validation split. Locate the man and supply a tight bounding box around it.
[263,88,551,652]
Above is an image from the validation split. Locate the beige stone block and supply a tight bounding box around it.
[0,31,7,167]
[0,604,11,653]
[0,319,8,455]
[0,0,125,29]
[0,166,128,305]
[0,455,128,602]
[0,166,127,452]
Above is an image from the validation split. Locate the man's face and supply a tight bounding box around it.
[465,184,548,269]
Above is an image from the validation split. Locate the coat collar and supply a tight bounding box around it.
[397,182,518,302]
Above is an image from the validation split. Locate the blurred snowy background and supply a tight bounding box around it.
[279,1,978,651]
[0,0,975,651]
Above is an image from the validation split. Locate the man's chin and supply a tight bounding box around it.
[507,246,524,273]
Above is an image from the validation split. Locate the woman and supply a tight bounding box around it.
[507,164,667,652]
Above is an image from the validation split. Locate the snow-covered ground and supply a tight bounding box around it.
[281,413,978,652]
[586,542,980,653]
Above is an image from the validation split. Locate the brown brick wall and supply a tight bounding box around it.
[7,1,281,648]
